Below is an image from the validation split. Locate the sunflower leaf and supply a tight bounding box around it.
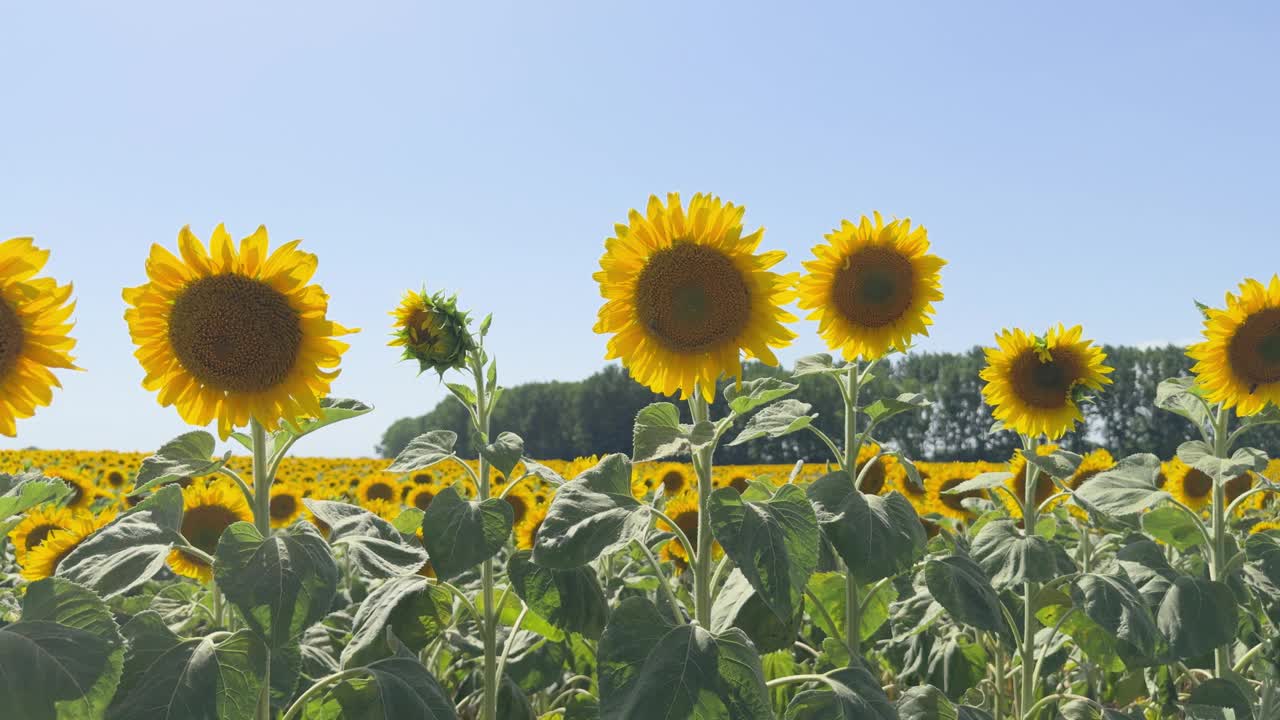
[134,431,231,493]
[631,403,689,462]
[480,431,524,478]
[863,392,931,423]
[942,471,1013,495]
[1157,576,1238,661]
[508,550,609,640]
[724,377,799,415]
[970,519,1073,590]
[784,664,897,720]
[387,431,459,473]
[1192,447,1268,484]
[808,474,926,584]
[288,397,374,438]
[305,499,429,578]
[342,576,453,668]
[924,556,1006,637]
[729,399,817,446]
[0,471,72,535]
[1155,376,1212,430]
[1026,450,1083,481]
[303,653,457,719]
[533,455,648,569]
[57,484,185,598]
[417,486,513,580]
[711,568,804,653]
[519,459,566,487]
[792,353,843,377]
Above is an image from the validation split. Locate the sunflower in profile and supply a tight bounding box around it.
[268,482,305,528]
[168,479,252,582]
[516,504,549,551]
[631,465,658,500]
[797,213,945,360]
[21,511,110,581]
[390,288,475,377]
[1190,276,1280,416]
[593,193,797,402]
[1250,520,1280,536]
[981,325,1113,440]
[888,459,930,514]
[123,225,356,439]
[1068,449,1115,491]
[1165,458,1214,514]
[52,469,98,512]
[8,504,77,564]
[0,238,80,437]
[854,444,887,495]
[502,484,534,527]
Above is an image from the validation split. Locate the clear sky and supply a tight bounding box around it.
[1,1,1277,458]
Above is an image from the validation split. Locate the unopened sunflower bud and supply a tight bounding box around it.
[390,289,477,376]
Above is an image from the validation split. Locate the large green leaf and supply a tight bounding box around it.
[1157,575,1238,661]
[417,485,512,580]
[386,431,458,474]
[783,665,896,720]
[863,392,931,424]
[598,597,772,720]
[708,484,819,622]
[924,555,1006,636]
[1036,590,1124,673]
[1116,538,1178,609]
[728,399,817,446]
[711,568,804,653]
[970,519,1072,590]
[0,471,72,534]
[896,684,994,720]
[303,653,457,719]
[1155,377,1211,429]
[0,578,125,720]
[1071,573,1163,666]
[480,431,524,478]
[342,576,453,668]
[108,612,266,720]
[807,474,926,584]
[1185,678,1254,720]
[725,377,798,415]
[531,454,649,569]
[214,522,340,650]
[507,550,608,640]
[304,499,429,578]
[632,403,691,462]
[1074,454,1170,516]
[133,431,230,493]
[57,485,185,598]
[805,571,897,643]
[1141,506,1206,550]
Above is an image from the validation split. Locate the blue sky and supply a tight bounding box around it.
[1,1,1277,457]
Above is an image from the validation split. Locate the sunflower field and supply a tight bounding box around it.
[3,198,1280,720]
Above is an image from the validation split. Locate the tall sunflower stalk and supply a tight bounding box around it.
[980,325,1112,718]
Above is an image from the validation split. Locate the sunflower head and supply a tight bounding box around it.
[390,288,476,377]
[123,225,356,439]
[797,213,945,360]
[169,479,252,582]
[1190,276,1280,416]
[593,193,797,402]
[981,325,1113,440]
[1165,458,1215,514]
[20,511,108,581]
[268,482,305,529]
[516,504,548,551]
[7,504,77,564]
[0,238,80,437]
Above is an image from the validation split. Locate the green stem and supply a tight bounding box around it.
[1020,435,1042,718]
[250,418,272,720]
[471,353,499,720]
[211,580,223,629]
[634,538,683,624]
[992,637,1005,720]
[280,669,368,720]
[843,362,862,662]
[649,507,698,567]
[1210,404,1231,677]
[689,385,715,627]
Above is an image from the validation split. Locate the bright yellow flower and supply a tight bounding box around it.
[797,213,944,360]
[268,482,306,528]
[1190,276,1280,416]
[167,479,252,582]
[1165,458,1214,514]
[123,225,356,439]
[0,238,80,436]
[516,504,548,551]
[593,193,796,402]
[20,511,109,581]
[8,504,77,564]
[981,325,1113,439]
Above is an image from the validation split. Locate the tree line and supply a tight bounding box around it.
[376,345,1280,463]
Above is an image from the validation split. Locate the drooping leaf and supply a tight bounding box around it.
[417,486,513,580]
[1155,376,1211,429]
[711,569,803,653]
[508,550,609,640]
[708,484,819,622]
[1157,575,1238,661]
[109,612,266,720]
[304,654,457,719]
[1141,506,1206,550]
[1186,677,1254,720]
[924,556,1005,637]
[58,485,185,598]
[480,431,524,479]
[863,392,931,424]
[807,474,926,584]
[729,399,817,446]
[783,664,896,720]
[805,571,897,643]
[386,431,459,474]
[725,377,798,415]
[598,597,772,720]
[631,403,689,462]
[0,578,125,720]
[1071,573,1164,666]
[213,522,340,650]
[970,519,1072,590]
[532,454,649,569]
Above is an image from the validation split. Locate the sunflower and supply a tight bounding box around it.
[631,466,658,500]
[168,479,252,582]
[100,464,131,493]
[854,444,887,495]
[997,445,1061,519]
[655,463,691,497]
[502,484,535,527]
[1250,520,1280,536]
[362,498,400,521]
[889,459,931,515]
[0,238,80,437]
[389,288,475,377]
[268,482,305,528]
[122,225,356,439]
[1189,276,1280,416]
[797,213,944,360]
[516,504,549,551]
[407,485,438,513]
[20,511,109,581]
[52,469,97,512]
[7,504,77,564]
[593,193,797,402]
[981,325,1113,440]
[1068,449,1115,491]
[356,474,400,506]
[1165,458,1214,514]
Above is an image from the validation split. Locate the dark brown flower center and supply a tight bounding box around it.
[1010,349,1085,409]
[832,247,915,328]
[106,471,126,487]
[182,504,243,554]
[673,509,699,544]
[1183,469,1213,499]
[857,458,886,495]
[23,523,58,550]
[1014,465,1057,508]
[729,476,749,494]
[1225,473,1253,504]
[1228,308,1280,388]
[635,243,751,353]
[413,489,436,512]
[364,481,395,502]
[168,274,302,393]
[270,493,298,521]
[661,470,687,494]
[504,494,529,524]
[0,297,24,379]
